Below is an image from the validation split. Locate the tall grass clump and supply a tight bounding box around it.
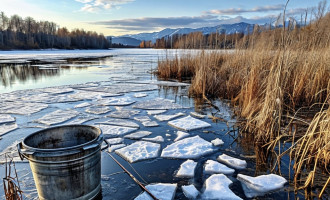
[156,2,330,197]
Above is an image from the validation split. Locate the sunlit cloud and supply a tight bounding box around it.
[204,4,285,15]
[75,0,135,12]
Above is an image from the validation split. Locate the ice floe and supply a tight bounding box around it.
[35,109,79,125]
[174,131,190,142]
[142,121,159,127]
[176,160,197,178]
[133,98,182,110]
[168,116,211,131]
[0,102,48,115]
[154,112,185,121]
[161,136,214,159]
[96,97,135,106]
[217,154,247,170]
[182,185,199,199]
[65,115,96,125]
[81,83,158,94]
[142,136,164,143]
[134,116,151,122]
[134,93,148,98]
[108,144,126,152]
[124,131,152,139]
[85,106,111,115]
[211,138,224,146]
[107,108,140,119]
[0,114,15,125]
[96,118,139,128]
[204,160,235,175]
[202,174,242,200]
[115,141,160,163]
[98,124,138,137]
[237,174,287,198]
[74,102,91,108]
[134,183,177,200]
[190,112,206,119]
[69,91,120,101]
[0,123,18,136]
[147,110,167,115]
[42,87,74,94]
[106,138,124,145]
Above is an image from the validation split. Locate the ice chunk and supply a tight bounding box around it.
[0,123,18,136]
[96,97,135,106]
[174,131,190,142]
[211,138,224,146]
[168,116,211,131]
[96,118,139,128]
[98,124,138,137]
[134,93,148,98]
[217,154,247,170]
[124,131,152,139]
[85,106,111,115]
[35,109,79,125]
[74,102,91,108]
[237,174,287,198]
[134,183,177,200]
[82,83,158,94]
[107,108,140,119]
[202,174,242,200]
[142,121,159,127]
[42,87,73,94]
[115,141,160,163]
[154,112,185,121]
[0,114,15,125]
[134,116,151,122]
[204,160,235,175]
[142,136,164,143]
[161,136,214,159]
[106,138,124,145]
[147,110,167,115]
[176,160,197,178]
[108,144,126,152]
[182,185,199,199]
[65,115,96,125]
[0,102,48,115]
[190,112,206,119]
[133,98,182,110]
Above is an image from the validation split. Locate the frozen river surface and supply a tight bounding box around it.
[0,49,293,199]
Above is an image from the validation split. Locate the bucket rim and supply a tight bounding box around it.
[21,124,103,152]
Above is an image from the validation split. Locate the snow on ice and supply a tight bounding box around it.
[134,183,177,200]
[217,154,247,170]
[168,116,211,131]
[176,160,197,178]
[115,141,160,163]
[204,160,235,175]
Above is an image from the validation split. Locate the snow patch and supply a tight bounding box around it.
[217,154,247,170]
[204,160,235,175]
[176,160,197,178]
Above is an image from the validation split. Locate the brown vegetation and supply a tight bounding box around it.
[157,3,330,197]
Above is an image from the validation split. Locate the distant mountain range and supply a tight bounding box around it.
[111,22,255,46]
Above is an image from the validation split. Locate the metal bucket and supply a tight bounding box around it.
[17,125,105,200]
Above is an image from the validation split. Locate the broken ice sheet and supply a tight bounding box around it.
[147,110,167,115]
[0,141,28,164]
[108,144,126,152]
[237,174,287,198]
[0,102,48,115]
[168,116,211,131]
[204,160,235,175]
[74,102,91,108]
[174,131,190,142]
[161,136,214,159]
[190,112,206,119]
[135,183,177,200]
[68,91,120,101]
[124,131,152,139]
[134,116,151,122]
[202,174,242,200]
[81,83,158,94]
[35,109,79,125]
[96,97,135,106]
[115,141,160,163]
[134,93,148,98]
[41,87,74,94]
[154,112,185,121]
[0,123,18,136]
[0,114,15,125]
[98,124,138,137]
[182,185,199,199]
[85,106,111,115]
[107,108,140,119]
[211,138,224,146]
[217,154,247,170]
[96,118,139,128]
[133,98,182,110]
[176,160,197,178]
[65,115,96,125]
[142,121,159,127]
[105,138,124,145]
[142,136,164,143]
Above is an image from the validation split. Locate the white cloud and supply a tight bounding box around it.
[76,0,134,12]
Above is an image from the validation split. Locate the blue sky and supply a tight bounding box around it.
[0,0,323,36]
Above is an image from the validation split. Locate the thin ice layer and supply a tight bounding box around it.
[124,131,152,139]
[0,123,18,136]
[237,174,287,198]
[107,108,140,119]
[204,160,235,175]
[115,141,160,163]
[154,112,185,121]
[217,154,247,170]
[174,131,190,142]
[176,160,197,178]
[35,109,79,125]
[202,174,242,200]
[134,183,177,200]
[0,102,48,115]
[98,124,138,137]
[133,98,182,110]
[168,116,211,131]
[0,114,15,124]
[85,106,111,115]
[142,136,164,143]
[108,144,126,152]
[134,93,148,98]
[65,115,96,125]
[74,102,91,108]
[142,121,159,127]
[161,136,213,159]
[147,110,167,115]
[106,138,124,145]
[134,116,151,122]
[97,118,139,128]
[182,185,199,199]
[96,97,135,106]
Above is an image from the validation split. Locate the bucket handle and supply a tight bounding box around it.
[17,142,34,161]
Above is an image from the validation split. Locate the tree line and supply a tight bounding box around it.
[0,12,110,50]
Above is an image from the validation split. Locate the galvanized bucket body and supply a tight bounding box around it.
[18,125,103,200]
